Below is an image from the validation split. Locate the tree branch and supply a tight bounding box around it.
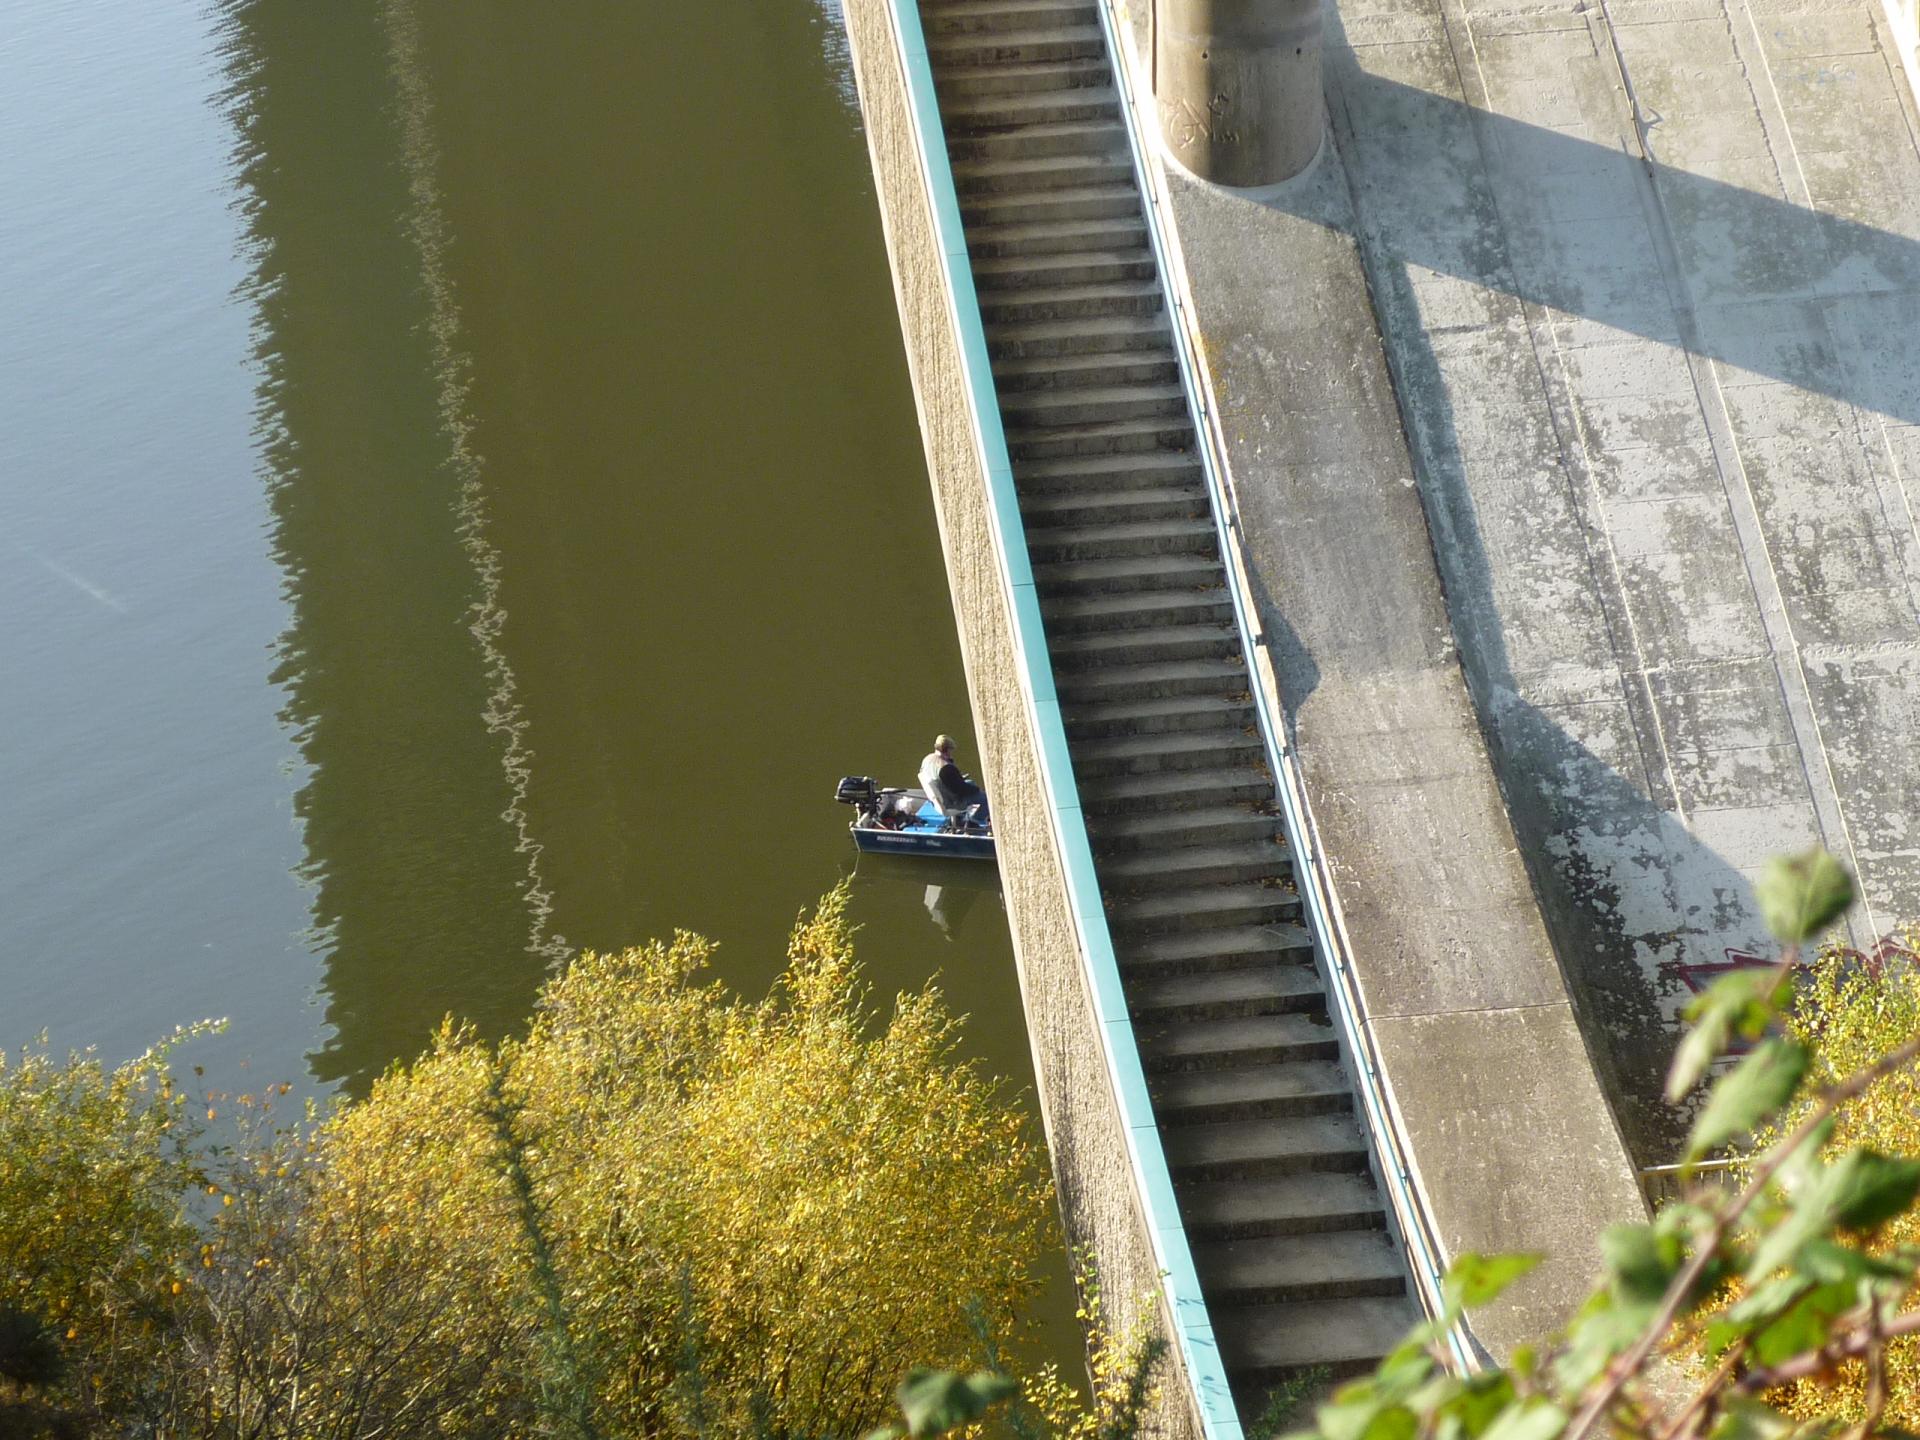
[1735,1304,1920,1392]
[1566,1019,1920,1440]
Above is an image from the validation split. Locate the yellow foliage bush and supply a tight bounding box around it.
[0,1029,202,1422]
[0,889,1062,1439]
[276,886,1049,1437]
[1735,932,1920,1427]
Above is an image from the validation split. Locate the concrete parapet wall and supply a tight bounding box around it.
[840,3,1202,1433]
[1109,0,1646,1359]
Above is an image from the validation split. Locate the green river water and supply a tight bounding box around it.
[0,0,1073,1367]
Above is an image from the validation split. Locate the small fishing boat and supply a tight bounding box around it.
[833,775,995,861]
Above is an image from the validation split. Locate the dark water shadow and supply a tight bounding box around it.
[214,0,546,1093]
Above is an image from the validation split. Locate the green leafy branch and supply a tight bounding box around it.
[1290,848,1920,1440]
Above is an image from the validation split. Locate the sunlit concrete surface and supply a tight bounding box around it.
[1152,0,1920,1156]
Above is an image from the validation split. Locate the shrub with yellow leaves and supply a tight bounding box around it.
[1,888,1067,1440]
[1730,927,1920,1429]
[338,882,1058,1437]
[0,1024,210,1428]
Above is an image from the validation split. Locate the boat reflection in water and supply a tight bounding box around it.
[849,853,1004,944]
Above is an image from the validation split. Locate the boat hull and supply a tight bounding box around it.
[851,823,995,862]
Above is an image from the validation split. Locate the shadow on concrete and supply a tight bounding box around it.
[1225,23,1920,1157]
[1307,51,1920,426]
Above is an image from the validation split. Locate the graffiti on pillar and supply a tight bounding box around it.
[1162,92,1237,151]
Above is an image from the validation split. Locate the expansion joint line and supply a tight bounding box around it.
[1590,0,1874,945]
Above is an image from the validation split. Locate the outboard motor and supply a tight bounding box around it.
[834,775,878,816]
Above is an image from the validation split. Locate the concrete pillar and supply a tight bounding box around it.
[1152,0,1323,186]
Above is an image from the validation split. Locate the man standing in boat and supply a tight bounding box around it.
[920,734,990,829]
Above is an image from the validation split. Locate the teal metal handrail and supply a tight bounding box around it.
[871,2,1245,1434]
[1085,0,1474,1372]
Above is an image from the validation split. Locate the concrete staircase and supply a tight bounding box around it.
[920,0,1421,1413]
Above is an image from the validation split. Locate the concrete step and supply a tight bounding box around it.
[1051,620,1238,667]
[1103,836,1291,888]
[1007,415,1191,462]
[989,311,1170,360]
[1074,727,1262,780]
[1017,448,1195,493]
[979,278,1163,325]
[1002,382,1187,432]
[1031,553,1222,600]
[952,152,1133,199]
[934,55,1110,98]
[924,0,1099,39]
[1119,924,1314,975]
[975,250,1155,293]
[943,86,1123,135]
[928,13,1402,1391]
[995,348,1176,394]
[1151,1058,1349,1123]
[1140,1013,1340,1075]
[1161,1112,1366,1179]
[967,213,1146,259]
[961,181,1140,229]
[928,25,1107,68]
[1041,583,1228,633]
[1129,960,1323,1022]
[1022,483,1206,529]
[1215,1296,1419,1384]
[1194,1232,1407,1307]
[996,350,1180,393]
[1053,656,1246,704]
[1178,1171,1388,1241]
[1114,882,1300,934]
[1088,803,1283,855]
[1065,692,1252,740]
[1026,514,1215,563]
[952,118,1130,163]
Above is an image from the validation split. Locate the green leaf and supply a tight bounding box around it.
[1828,1151,1920,1229]
[1669,970,1792,1101]
[1749,1282,1854,1366]
[1318,1390,1387,1440]
[1755,849,1854,943]
[1436,1373,1516,1440]
[1794,1237,1913,1286]
[1723,1272,1813,1328]
[1601,1224,1681,1304]
[1685,1040,1810,1162]
[1480,1400,1566,1440]
[1363,1407,1418,1440]
[1775,1114,1838,1196]
[1680,969,1786,1033]
[895,1369,1017,1437]
[1554,1295,1656,1392]
[1443,1253,1543,1311]
[1747,1150,1920,1280]
[1708,1397,1797,1440]
[1701,1317,1747,1362]
[1667,1009,1734,1102]
[1372,1343,1436,1404]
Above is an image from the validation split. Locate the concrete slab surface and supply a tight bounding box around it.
[1311,0,1920,1156]
[1133,0,1920,1166]
[1371,1004,1651,1357]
